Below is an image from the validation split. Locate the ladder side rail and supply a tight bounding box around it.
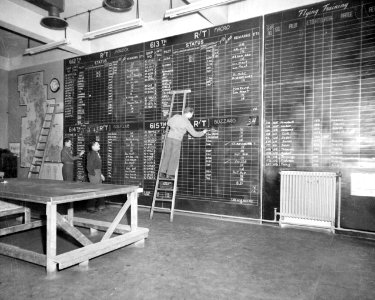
[170,161,180,222]
[27,102,53,178]
[150,90,190,221]
[169,91,187,220]
[150,93,176,216]
[38,104,57,178]
[150,125,172,219]
[28,121,47,178]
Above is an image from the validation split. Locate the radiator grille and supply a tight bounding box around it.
[279,171,337,229]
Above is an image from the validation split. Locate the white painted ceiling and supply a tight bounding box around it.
[0,0,234,61]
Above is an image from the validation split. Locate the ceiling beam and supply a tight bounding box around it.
[0,0,89,55]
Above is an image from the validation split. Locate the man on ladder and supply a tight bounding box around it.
[159,106,208,180]
[150,89,208,221]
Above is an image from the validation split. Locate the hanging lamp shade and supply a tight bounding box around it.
[41,5,68,30]
[103,0,134,12]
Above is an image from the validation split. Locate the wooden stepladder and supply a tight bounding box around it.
[150,89,191,222]
[28,102,58,179]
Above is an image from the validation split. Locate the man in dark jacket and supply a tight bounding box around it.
[86,141,106,212]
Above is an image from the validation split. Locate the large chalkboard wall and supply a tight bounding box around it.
[64,17,262,218]
[263,0,375,232]
[64,0,375,231]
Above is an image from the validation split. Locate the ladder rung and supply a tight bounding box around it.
[150,89,188,222]
[154,198,173,202]
[152,207,172,212]
[170,89,191,94]
[158,181,174,187]
[156,188,174,191]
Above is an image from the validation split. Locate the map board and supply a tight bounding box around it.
[18,71,47,168]
[18,72,63,180]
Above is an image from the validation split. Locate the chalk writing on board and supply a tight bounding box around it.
[64,17,262,218]
[263,0,375,232]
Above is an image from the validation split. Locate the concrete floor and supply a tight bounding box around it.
[0,206,375,300]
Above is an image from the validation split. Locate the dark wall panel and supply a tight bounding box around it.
[64,0,375,230]
[64,18,262,219]
[263,0,375,231]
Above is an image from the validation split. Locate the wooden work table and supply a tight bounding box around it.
[0,179,149,273]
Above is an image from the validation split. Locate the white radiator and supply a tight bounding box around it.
[279,171,337,230]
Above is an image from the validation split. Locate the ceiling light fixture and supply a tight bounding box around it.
[82,18,143,40]
[103,0,134,12]
[83,0,142,40]
[24,39,69,55]
[164,0,243,19]
[40,0,68,30]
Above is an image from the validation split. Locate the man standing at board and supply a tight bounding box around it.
[159,107,208,179]
[61,138,84,181]
[86,141,106,213]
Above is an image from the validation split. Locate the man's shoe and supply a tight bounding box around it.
[166,175,175,180]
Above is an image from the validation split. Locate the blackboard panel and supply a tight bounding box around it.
[263,0,375,231]
[339,169,375,231]
[64,17,262,219]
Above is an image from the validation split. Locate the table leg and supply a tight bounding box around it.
[46,202,57,273]
[130,239,145,248]
[79,260,89,269]
[67,203,74,226]
[90,228,98,236]
[24,207,31,224]
[130,191,138,231]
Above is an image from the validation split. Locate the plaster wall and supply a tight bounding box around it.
[0,68,8,148]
